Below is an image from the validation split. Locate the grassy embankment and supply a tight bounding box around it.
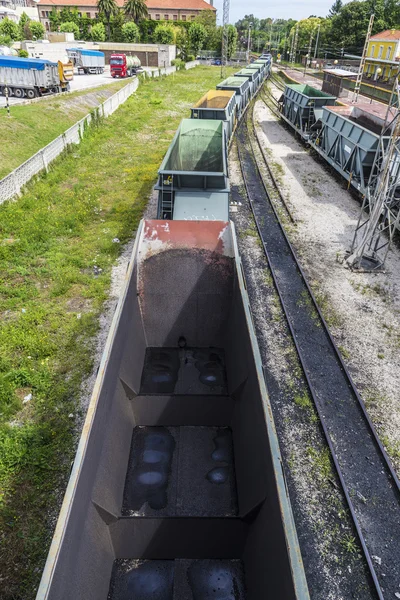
[0,79,128,180]
[0,65,237,599]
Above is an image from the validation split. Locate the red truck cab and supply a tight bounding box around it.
[110,53,133,78]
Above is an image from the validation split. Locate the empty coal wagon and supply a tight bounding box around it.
[36,219,310,600]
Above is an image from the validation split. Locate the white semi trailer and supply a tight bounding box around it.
[0,56,70,98]
[67,48,105,74]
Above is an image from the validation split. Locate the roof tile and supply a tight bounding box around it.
[38,0,215,9]
[370,29,400,41]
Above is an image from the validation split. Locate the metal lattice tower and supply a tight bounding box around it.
[221,0,230,79]
[305,29,314,71]
[347,73,400,270]
[352,13,374,103]
[292,25,299,65]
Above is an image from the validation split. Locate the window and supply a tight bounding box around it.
[41,10,45,16]
[78,12,81,17]
[155,13,160,20]
[387,46,392,59]
[86,12,91,18]
[182,14,186,20]
[191,15,195,20]
[378,45,383,58]
[164,14,169,19]
[173,14,177,20]
[370,44,375,57]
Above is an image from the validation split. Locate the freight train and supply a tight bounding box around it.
[278,81,400,199]
[35,57,312,600]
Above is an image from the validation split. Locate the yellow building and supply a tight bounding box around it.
[364,29,400,82]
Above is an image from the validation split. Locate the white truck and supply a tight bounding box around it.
[67,48,105,74]
[0,56,70,99]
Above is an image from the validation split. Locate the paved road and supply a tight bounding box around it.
[0,67,124,108]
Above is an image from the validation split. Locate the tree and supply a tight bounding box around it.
[30,21,46,39]
[328,0,343,17]
[122,21,140,42]
[60,21,80,37]
[91,22,106,41]
[0,34,12,47]
[97,0,118,40]
[18,12,30,39]
[227,24,238,59]
[123,0,148,23]
[188,22,207,56]
[0,18,19,40]
[49,8,61,32]
[153,23,174,44]
[79,14,91,40]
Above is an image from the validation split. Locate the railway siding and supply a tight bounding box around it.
[235,107,400,599]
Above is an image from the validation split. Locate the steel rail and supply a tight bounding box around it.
[234,101,400,600]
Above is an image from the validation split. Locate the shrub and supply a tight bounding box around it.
[122,21,140,43]
[91,22,106,42]
[18,49,29,57]
[171,58,185,70]
[60,21,80,37]
[153,23,174,45]
[0,18,19,40]
[186,54,195,62]
[29,21,46,40]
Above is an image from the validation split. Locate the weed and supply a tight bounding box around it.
[340,534,358,554]
[294,392,312,410]
[377,353,385,359]
[338,345,351,360]
[307,446,333,482]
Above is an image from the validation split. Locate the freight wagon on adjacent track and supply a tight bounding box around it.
[36,220,309,600]
[278,79,400,200]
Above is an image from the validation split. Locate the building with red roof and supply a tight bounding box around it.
[37,0,215,31]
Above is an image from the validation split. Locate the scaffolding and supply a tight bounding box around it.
[347,74,400,270]
[352,14,374,103]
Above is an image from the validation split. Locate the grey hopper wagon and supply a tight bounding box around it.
[234,68,261,96]
[310,103,397,194]
[191,89,237,142]
[156,119,229,221]
[246,62,266,82]
[279,84,336,139]
[217,77,251,119]
[252,58,271,80]
[35,219,310,600]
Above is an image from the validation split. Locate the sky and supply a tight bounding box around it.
[210,0,351,24]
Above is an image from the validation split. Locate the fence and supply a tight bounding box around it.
[0,78,141,204]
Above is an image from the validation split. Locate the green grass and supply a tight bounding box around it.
[0,79,128,179]
[0,65,236,599]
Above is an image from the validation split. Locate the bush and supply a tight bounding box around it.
[18,49,29,57]
[0,34,12,46]
[122,21,140,43]
[29,21,46,40]
[153,23,174,45]
[171,58,185,70]
[186,54,195,62]
[60,21,80,37]
[91,22,106,42]
[0,18,19,41]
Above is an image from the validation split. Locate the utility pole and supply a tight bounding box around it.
[304,29,314,74]
[246,23,252,63]
[292,24,299,65]
[313,23,321,60]
[352,13,374,103]
[221,0,230,78]
[347,73,400,270]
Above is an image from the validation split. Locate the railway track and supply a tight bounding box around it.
[235,98,400,600]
